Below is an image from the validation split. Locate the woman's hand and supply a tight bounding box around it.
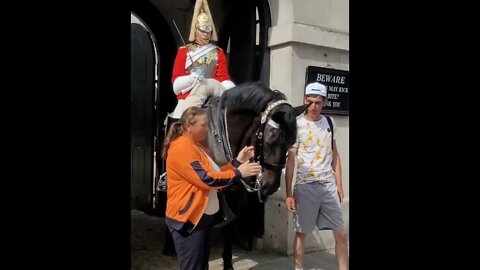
[237,161,262,178]
[236,146,255,163]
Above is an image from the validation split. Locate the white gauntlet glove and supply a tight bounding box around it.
[173,72,204,95]
[189,71,204,84]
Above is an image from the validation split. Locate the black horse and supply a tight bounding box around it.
[159,82,308,269]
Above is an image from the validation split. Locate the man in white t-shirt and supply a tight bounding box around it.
[284,82,348,270]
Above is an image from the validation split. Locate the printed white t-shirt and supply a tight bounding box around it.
[294,114,337,184]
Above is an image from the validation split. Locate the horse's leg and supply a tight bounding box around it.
[231,189,254,251]
[221,189,237,270]
[238,194,253,250]
[222,221,235,270]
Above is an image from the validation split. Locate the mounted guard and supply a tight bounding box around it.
[170,0,235,119]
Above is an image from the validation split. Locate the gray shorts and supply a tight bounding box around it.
[293,176,344,233]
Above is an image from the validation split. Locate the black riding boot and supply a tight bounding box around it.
[214,190,236,228]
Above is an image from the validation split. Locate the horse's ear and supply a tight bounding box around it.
[293,104,310,116]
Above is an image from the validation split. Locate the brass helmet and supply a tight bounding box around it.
[188,0,218,42]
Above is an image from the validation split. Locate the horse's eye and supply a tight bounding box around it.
[266,128,275,136]
[265,128,279,142]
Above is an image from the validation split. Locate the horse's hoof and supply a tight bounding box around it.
[223,265,234,270]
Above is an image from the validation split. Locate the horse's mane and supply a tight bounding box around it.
[270,103,298,146]
[220,82,285,114]
[221,82,297,146]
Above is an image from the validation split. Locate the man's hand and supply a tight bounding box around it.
[285,196,296,213]
[337,188,344,203]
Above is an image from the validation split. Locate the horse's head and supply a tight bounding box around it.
[253,98,308,197]
[215,82,309,199]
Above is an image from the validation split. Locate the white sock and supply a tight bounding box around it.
[295,268,303,270]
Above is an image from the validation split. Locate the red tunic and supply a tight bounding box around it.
[172,45,231,100]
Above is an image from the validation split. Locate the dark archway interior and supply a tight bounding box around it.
[131,0,272,250]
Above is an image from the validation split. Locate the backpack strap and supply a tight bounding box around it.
[324,115,334,148]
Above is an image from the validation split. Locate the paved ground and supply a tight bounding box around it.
[131,210,339,270]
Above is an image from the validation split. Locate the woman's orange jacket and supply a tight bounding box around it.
[165,135,241,227]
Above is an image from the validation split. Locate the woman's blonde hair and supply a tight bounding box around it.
[162,107,207,159]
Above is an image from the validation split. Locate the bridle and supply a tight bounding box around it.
[237,100,291,202]
[254,100,290,172]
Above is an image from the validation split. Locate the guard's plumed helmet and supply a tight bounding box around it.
[188,0,218,42]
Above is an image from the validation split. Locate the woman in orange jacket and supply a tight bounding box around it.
[162,106,262,270]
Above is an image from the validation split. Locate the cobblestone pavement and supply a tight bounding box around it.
[131,210,338,270]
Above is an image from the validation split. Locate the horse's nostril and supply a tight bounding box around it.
[261,186,271,196]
